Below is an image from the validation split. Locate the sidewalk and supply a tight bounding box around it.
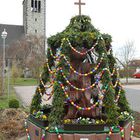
[124,84,140,90]
[133,137,140,140]
[120,78,140,85]
[14,86,53,107]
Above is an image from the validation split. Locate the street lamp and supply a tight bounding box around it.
[1,29,7,95]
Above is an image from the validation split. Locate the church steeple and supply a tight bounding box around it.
[23,0,46,37]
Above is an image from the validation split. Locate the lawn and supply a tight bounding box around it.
[12,78,38,86]
[0,87,16,109]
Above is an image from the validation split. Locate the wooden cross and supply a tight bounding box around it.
[74,0,85,15]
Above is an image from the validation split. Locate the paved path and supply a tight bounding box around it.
[14,86,53,107]
[14,86,36,107]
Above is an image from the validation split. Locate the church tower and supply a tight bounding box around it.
[23,0,46,37]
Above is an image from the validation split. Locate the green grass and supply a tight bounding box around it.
[0,87,17,109]
[12,78,38,86]
[0,96,9,108]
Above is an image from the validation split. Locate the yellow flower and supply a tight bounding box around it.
[64,119,71,124]
[95,120,99,124]
[42,115,47,120]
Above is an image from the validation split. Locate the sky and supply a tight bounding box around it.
[0,0,140,58]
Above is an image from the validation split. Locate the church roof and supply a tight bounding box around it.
[0,24,24,48]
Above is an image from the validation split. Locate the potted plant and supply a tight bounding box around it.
[29,111,49,127]
[63,117,109,131]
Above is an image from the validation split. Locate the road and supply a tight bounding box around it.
[124,85,140,112]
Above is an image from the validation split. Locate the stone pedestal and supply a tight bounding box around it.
[28,120,132,140]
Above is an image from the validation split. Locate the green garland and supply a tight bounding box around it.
[30,62,50,113]
[48,82,65,126]
[105,39,130,113]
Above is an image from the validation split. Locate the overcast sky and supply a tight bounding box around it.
[0,0,140,58]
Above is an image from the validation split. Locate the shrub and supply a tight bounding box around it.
[9,99,19,108]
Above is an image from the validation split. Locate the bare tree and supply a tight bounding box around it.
[116,40,135,84]
[7,35,46,81]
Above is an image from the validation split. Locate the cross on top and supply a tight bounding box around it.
[74,0,85,15]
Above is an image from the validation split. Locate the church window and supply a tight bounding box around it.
[35,18,37,21]
[31,0,34,11]
[35,0,37,12]
[38,1,41,13]
[35,30,37,33]
[31,0,41,13]
[31,0,34,8]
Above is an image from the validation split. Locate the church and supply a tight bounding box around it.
[0,0,46,49]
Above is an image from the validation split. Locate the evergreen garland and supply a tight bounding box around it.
[30,62,49,113]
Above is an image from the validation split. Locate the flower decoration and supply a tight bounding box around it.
[34,111,48,120]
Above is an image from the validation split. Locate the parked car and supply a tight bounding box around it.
[133,72,140,78]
